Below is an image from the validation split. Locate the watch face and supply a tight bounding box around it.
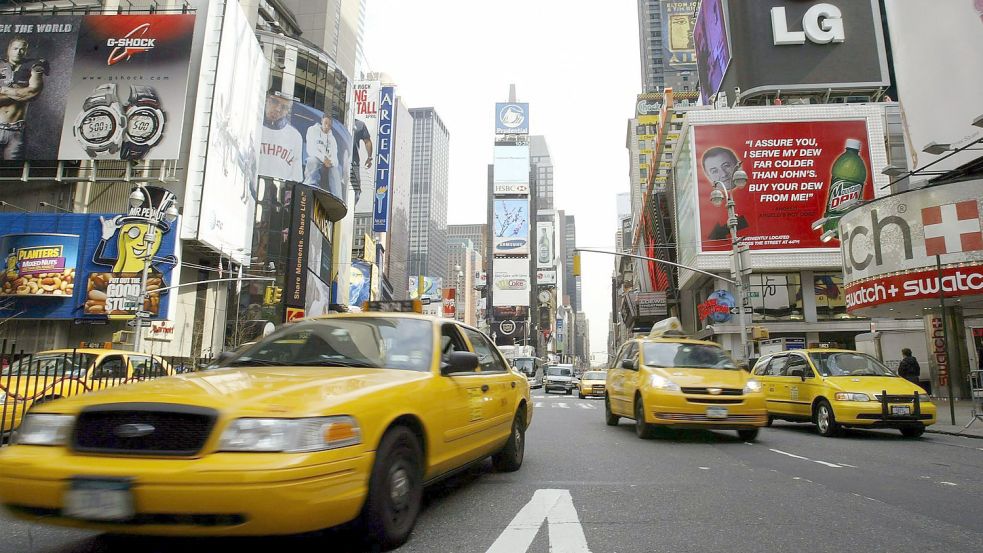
[126,109,161,144]
[79,109,117,144]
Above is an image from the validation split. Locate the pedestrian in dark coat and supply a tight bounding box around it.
[897,348,921,387]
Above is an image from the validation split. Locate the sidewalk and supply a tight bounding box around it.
[926,399,983,438]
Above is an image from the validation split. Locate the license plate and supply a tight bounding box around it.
[891,405,911,416]
[64,479,134,521]
[706,407,728,419]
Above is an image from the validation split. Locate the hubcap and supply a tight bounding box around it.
[514,424,523,459]
[818,406,830,432]
[389,466,411,511]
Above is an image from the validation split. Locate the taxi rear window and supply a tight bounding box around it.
[224,318,434,372]
[642,343,737,370]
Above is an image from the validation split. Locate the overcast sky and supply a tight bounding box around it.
[363,0,641,357]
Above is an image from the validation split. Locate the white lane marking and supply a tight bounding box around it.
[576,403,596,410]
[769,448,843,468]
[534,402,543,408]
[939,481,958,486]
[698,467,710,470]
[556,402,570,409]
[485,489,592,553]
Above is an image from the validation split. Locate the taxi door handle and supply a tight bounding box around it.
[511,382,516,388]
[481,384,490,393]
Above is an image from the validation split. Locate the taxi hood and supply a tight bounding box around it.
[822,376,926,395]
[32,367,432,416]
[647,367,749,388]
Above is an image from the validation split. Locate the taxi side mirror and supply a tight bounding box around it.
[788,367,806,380]
[442,352,479,375]
[621,359,637,370]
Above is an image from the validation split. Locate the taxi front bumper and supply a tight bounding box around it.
[643,391,768,429]
[0,445,373,536]
[833,398,936,428]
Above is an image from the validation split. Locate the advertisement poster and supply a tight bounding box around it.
[694,0,730,103]
[0,233,79,297]
[0,14,195,161]
[536,221,554,268]
[442,288,456,319]
[83,187,178,318]
[305,271,331,317]
[349,261,372,307]
[495,102,529,135]
[408,276,442,302]
[692,120,873,251]
[352,80,380,213]
[662,1,697,69]
[493,145,530,194]
[492,257,530,307]
[197,0,266,263]
[373,86,394,232]
[493,198,530,255]
[285,185,310,309]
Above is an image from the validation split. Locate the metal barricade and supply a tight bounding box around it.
[964,369,983,431]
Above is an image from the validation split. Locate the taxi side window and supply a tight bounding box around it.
[92,356,126,380]
[786,355,812,378]
[440,324,469,357]
[130,355,151,379]
[462,328,507,373]
[765,355,788,376]
[623,342,639,369]
[753,355,773,376]
[611,344,628,369]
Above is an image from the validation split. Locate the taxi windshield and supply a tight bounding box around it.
[643,343,737,370]
[808,352,895,377]
[224,318,434,372]
[582,371,606,380]
[1,353,97,377]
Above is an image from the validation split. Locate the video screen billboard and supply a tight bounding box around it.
[0,14,196,161]
[493,198,530,255]
[662,1,697,70]
[691,120,874,251]
[494,145,530,195]
[352,80,380,213]
[495,102,529,135]
[492,257,530,307]
[694,0,730,103]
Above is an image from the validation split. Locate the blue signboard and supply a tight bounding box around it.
[373,86,395,232]
[0,209,177,321]
[495,102,529,135]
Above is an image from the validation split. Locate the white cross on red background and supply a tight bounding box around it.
[921,200,983,256]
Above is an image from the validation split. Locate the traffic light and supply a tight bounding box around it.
[264,286,274,305]
[273,286,282,304]
[573,252,581,277]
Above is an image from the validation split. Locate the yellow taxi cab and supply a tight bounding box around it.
[578,370,607,399]
[1,348,172,435]
[751,348,936,438]
[0,301,532,550]
[604,317,767,441]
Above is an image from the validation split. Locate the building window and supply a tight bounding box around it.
[815,273,850,320]
[749,274,803,321]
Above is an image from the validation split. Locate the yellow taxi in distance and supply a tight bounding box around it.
[605,318,767,441]
[1,349,172,435]
[0,306,532,550]
[751,349,936,438]
[578,370,607,399]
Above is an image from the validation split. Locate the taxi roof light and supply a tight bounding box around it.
[648,317,688,338]
[363,300,423,313]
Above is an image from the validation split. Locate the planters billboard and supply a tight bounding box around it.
[691,120,873,251]
[0,207,177,321]
[0,233,79,297]
[0,14,196,161]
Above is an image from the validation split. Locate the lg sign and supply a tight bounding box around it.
[772,3,845,45]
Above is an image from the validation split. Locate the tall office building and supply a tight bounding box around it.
[530,135,554,211]
[408,108,451,283]
[448,225,489,266]
[277,0,366,79]
[637,0,697,92]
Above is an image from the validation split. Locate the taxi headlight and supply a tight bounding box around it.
[918,394,931,403]
[649,374,681,391]
[218,416,362,453]
[743,379,763,394]
[834,392,870,402]
[13,413,74,446]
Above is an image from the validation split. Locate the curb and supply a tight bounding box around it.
[926,428,983,440]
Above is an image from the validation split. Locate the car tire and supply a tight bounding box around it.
[605,395,620,426]
[737,429,759,442]
[578,392,585,399]
[815,400,842,437]
[900,426,925,439]
[565,388,572,396]
[634,397,655,439]
[359,426,423,550]
[764,415,773,428]
[492,410,526,472]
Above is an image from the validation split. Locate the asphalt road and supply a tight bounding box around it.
[3,392,983,553]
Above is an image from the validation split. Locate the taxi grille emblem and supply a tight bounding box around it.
[707,388,722,395]
[114,423,155,438]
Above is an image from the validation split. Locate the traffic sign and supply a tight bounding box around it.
[420,297,432,305]
[135,311,154,318]
[126,319,152,327]
[729,307,753,315]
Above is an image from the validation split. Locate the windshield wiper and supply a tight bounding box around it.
[225,359,286,367]
[292,359,377,368]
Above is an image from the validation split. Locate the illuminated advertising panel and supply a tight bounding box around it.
[495,102,529,135]
[352,80,381,212]
[694,0,730,103]
[493,145,530,194]
[373,86,395,231]
[662,1,697,70]
[492,257,529,307]
[493,199,530,256]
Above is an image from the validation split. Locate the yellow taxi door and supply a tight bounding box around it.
[612,342,640,416]
[783,354,816,417]
[760,354,795,416]
[461,327,516,436]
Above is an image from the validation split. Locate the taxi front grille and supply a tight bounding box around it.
[685,398,742,405]
[655,412,764,423]
[680,387,743,396]
[72,403,217,457]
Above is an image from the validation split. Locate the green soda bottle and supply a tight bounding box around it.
[822,139,868,234]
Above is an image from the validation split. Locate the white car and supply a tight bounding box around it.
[544,365,578,394]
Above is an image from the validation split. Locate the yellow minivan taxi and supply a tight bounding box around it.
[0,309,531,550]
[752,349,936,438]
[605,318,767,441]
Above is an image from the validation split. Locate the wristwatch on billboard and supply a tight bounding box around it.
[121,85,165,160]
[73,83,127,158]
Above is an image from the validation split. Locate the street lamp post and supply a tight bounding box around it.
[128,186,179,353]
[709,171,752,362]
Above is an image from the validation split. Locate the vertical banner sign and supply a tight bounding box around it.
[373,86,395,232]
[353,80,380,212]
[286,185,310,308]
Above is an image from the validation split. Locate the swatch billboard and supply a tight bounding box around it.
[493,198,530,255]
[0,14,196,161]
[691,120,874,252]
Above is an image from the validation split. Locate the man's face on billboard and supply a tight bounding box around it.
[321,116,332,132]
[7,39,28,64]
[265,95,292,125]
[703,151,739,189]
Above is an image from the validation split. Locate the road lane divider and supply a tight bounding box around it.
[485,489,592,553]
[769,448,845,468]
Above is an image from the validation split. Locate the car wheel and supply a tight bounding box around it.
[737,429,759,442]
[605,395,620,426]
[815,400,841,437]
[578,392,585,399]
[565,388,572,396]
[634,397,655,439]
[492,410,526,472]
[900,426,925,439]
[359,426,423,550]
[764,415,773,428]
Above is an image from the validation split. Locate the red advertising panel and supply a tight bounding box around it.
[443,288,456,318]
[844,265,983,311]
[694,121,874,251]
